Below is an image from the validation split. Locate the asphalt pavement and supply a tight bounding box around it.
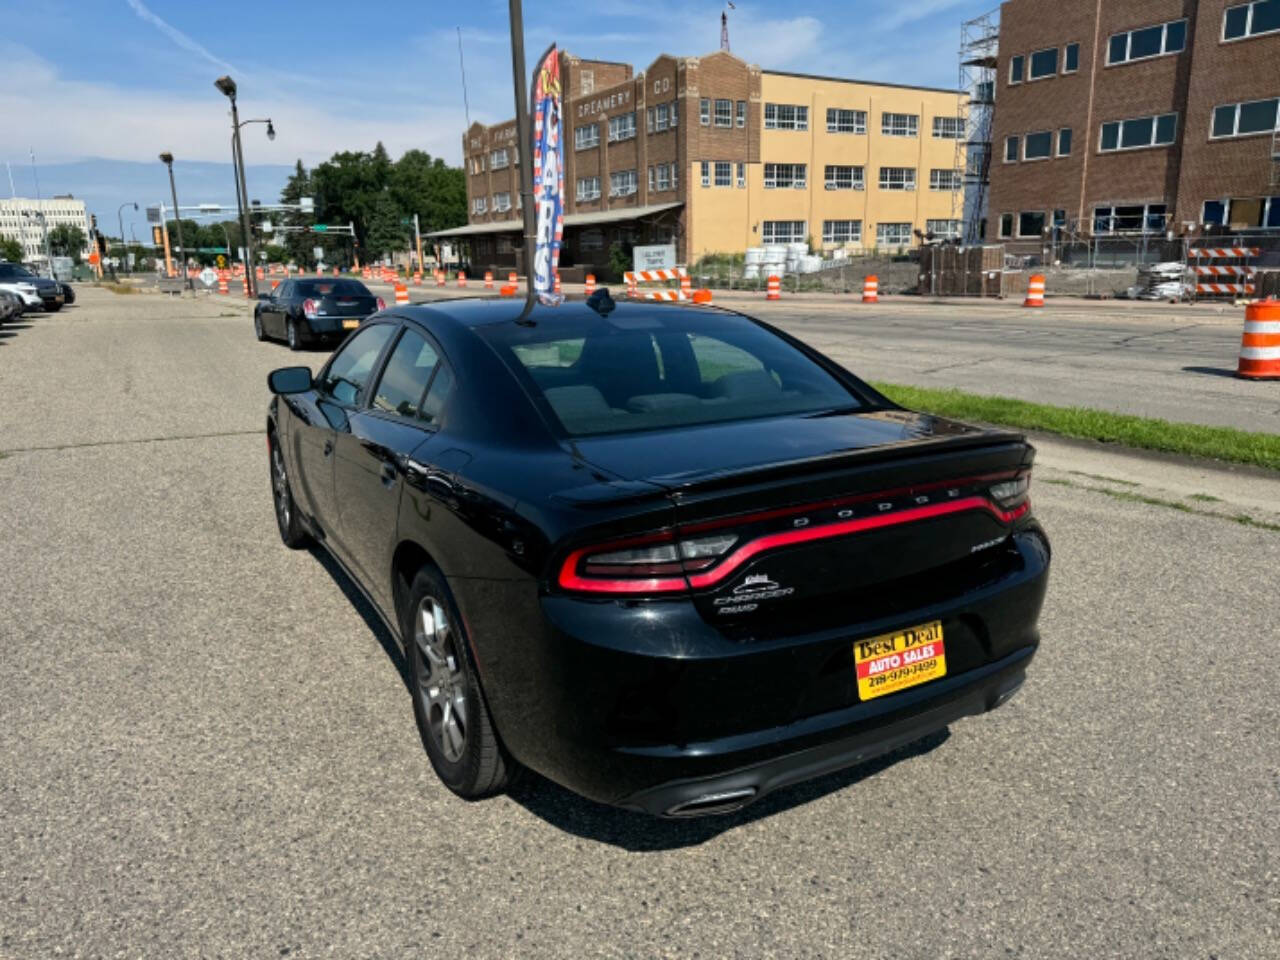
[1,288,1277,958]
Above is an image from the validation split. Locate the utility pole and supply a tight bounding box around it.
[414,213,423,274]
[159,202,174,278]
[215,76,258,297]
[29,150,53,277]
[159,153,191,287]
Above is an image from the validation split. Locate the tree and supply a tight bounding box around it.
[0,235,22,262]
[48,224,86,260]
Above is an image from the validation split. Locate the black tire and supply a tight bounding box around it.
[287,317,301,351]
[46,302,62,313]
[253,310,266,341]
[403,565,514,799]
[268,429,311,549]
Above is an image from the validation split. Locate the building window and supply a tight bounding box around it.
[700,161,711,187]
[575,176,601,202]
[714,98,733,127]
[736,162,745,188]
[648,166,655,191]
[762,220,807,244]
[1009,55,1024,83]
[764,163,807,189]
[1093,203,1168,234]
[1224,1,1280,40]
[714,161,732,187]
[881,112,918,137]
[764,103,808,130]
[927,219,962,238]
[700,98,711,125]
[1064,42,1080,72]
[489,149,509,169]
[1023,130,1053,159]
[932,116,964,139]
[575,124,600,150]
[1211,98,1280,138]
[827,108,867,134]
[825,165,865,190]
[999,213,1014,237]
[1107,19,1187,65]
[876,222,913,247]
[646,107,654,133]
[822,220,862,243]
[1100,113,1178,151]
[492,192,511,213]
[609,170,638,197]
[579,229,604,251]
[1028,47,1059,79]
[671,100,678,126]
[929,169,962,191]
[654,164,673,191]
[1058,128,1073,156]
[878,167,916,191]
[607,112,636,142]
[736,100,747,127]
[472,196,487,214]
[655,103,669,132]
[1018,211,1046,237]
[1004,136,1020,162]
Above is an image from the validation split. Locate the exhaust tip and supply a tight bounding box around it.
[664,787,757,818]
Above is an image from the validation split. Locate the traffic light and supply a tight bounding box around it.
[152,226,163,246]
[90,214,98,231]
[95,232,108,255]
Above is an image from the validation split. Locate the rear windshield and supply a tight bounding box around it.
[481,308,859,436]
[295,279,370,297]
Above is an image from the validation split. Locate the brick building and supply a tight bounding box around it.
[431,49,966,275]
[988,0,1280,251]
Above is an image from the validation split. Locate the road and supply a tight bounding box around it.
[1,288,1277,958]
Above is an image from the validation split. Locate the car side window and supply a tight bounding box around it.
[421,361,455,425]
[277,282,291,299]
[317,323,395,407]
[371,329,439,419]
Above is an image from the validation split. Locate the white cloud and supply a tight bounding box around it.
[122,0,239,75]
[0,43,466,166]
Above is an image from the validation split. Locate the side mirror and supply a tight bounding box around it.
[267,366,313,395]
[257,292,271,301]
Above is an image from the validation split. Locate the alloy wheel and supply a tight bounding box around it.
[271,440,290,529]
[254,312,263,340]
[414,597,468,762]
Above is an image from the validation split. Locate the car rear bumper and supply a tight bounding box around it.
[456,523,1050,814]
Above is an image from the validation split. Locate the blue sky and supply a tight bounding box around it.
[0,0,992,235]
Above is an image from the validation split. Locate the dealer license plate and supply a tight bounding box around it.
[342,319,359,329]
[854,621,946,701]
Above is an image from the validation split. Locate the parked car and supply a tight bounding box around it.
[264,293,1050,817]
[254,277,384,350]
[0,262,63,311]
[0,288,23,322]
[59,281,75,305]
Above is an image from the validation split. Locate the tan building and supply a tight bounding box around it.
[432,49,967,275]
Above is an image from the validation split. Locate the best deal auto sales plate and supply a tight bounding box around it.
[854,621,946,701]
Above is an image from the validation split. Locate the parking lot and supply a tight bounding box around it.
[1,287,1278,957]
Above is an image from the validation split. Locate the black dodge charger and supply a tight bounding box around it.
[265,292,1050,817]
[254,277,383,350]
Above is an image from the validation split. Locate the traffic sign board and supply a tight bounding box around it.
[200,267,218,286]
[311,224,328,232]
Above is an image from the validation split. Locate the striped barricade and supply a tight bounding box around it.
[623,266,689,300]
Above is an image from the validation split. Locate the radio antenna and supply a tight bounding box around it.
[457,27,471,128]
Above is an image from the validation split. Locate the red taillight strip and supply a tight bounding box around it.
[558,497,1030,594]
[686,496,1027,589]
[679,471,1021,534]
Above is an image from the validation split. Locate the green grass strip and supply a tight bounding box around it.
[869,381,1280,472]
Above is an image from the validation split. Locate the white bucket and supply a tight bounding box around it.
[742,263,760,279]
[744,247,766,264]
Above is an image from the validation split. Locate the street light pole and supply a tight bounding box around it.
[508,0,539,313]
[215,76,261,297]
[117,201,138,270]
[28,150,53,277]
[158,153,191,288]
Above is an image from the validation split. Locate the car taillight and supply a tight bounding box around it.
[376,296,386,310]
[988,473,1030,509]
[559,532,738,593]
[302,298,318,318]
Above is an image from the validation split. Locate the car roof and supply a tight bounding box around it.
[395,295,737,331]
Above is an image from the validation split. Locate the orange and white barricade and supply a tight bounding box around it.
[413,272,422,286]
[362,266,371,280]
[217,270,229,295]
[457,271,467,288]
[584,273,596,296]
[255,266,264,282]
[394,281,410,305]
[623,266,689,301]
[862,275,878,304]
[436,271,446,287]
[1023,274,1045,307]
[1191,247,1259,298]
[1238,299,1280,380]
[484,271,494,289]
[680,274,692,298]
[507,271,518,288]
[554,272,562,296]
[766,275,780,300]
[270,279,280,291]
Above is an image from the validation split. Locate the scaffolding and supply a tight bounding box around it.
[957,9,999,245]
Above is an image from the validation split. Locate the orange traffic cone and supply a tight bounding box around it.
[766,275,780,300]
[1024,274,1045,307]
[862,275,878,304]
[1237,299,1280,380]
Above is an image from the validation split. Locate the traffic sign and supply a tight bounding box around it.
[313,247,324,260]
[146,205,161,224]
[311,224,328,233]
[200,267,218,286]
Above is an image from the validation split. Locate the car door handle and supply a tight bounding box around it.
[323,439,333,457]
